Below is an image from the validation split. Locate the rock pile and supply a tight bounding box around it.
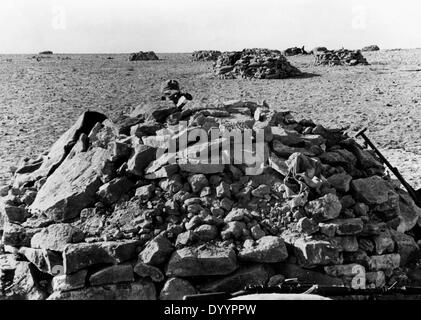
[362,45,380,52]
[283,47,308,56]
[129,51,159,61]
[39,51,53,55]
[192,50,221,61]
[214,48,302,79]
[311,47,328,55]
[314,49,369,66]
[1,90,421,300]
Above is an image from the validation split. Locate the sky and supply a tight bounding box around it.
[0,0,420,53]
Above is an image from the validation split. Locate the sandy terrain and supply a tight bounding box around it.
[0,50,420,189]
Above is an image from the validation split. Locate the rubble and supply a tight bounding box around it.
[192,50,221,61]
[362,45,380,52]
[283,46,308,56]
[128,51,159,61]
[213,48,302,79]
[1,87,421,300]
[314,49,369,66]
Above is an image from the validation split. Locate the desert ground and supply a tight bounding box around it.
[0,50,420,189]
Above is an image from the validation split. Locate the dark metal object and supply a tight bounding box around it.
[355,128,421,208]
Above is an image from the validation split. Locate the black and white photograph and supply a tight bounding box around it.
[0,0,421,308]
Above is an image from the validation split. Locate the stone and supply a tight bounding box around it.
[351,176,397,205]
[89,264,134,286]
[330,236,359,252]
[127,144,157,176]
[291,237,342,267]
[327,173,352,193]
[224,208,247,222]
[199,264,271,293]
[220,198,234,211]
[329,218,364,235]
[373,231,395,255]
[358,239,375,253]
[134,261,165,282]
[268,153,289,176]
[18,247,63,275]
[251,185,271,198]
[145,164,179,179]
[159,278,196,300]
[324,263,365,277]
[194,224,218,241]
[398,190,421,232]
[97,177,134,204]
[305,193,342,222]
[30,147,113,222]
[48,279,156,300]
[318,222,337,237]
[166,245,238,277]
[139,235,174,266]
[159,175,184,194]
[297,217,319,235]
[216,181,231,199]
[129,51,159,61]
[343,250,370,268]
[63,240,139,274]
[368,254,400,271]
[30,223,84,252]
[135,184,155,203]
[52,269,88,292]
[175,230,197,247]
[0,202,28,223]
[390,230,419,265]
[131,122,162,138]
[0,261,46,300]
[188,174,209,193]
[354,202,369,217]
[221,221,245,240]
[2,222,40,247]
[238,236,288,263]
[250,225,265,240]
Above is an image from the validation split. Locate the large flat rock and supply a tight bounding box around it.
[30,147,112,222]
[63,240,139,274]
[13,111,107,187]
[165,245,238,277]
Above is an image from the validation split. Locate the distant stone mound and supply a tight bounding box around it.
[362,45,380,52]
[39,51,53,55]
[314,49,369,66]
[129,51,159,61]
[214,48,302,79]
[283,46,308,56]
[311,47,328,55]
[192,50,221,61]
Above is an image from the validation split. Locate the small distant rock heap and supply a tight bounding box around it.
[362,45,380,52]
[314,49,369,66]
[129,51,159,61]
[1,88,421,300]
[192,50,221,61]
[39,51,53,55]
[214,48,302,79]
[283,47,308,56]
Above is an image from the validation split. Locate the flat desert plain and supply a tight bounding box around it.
[0,50,420,188]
